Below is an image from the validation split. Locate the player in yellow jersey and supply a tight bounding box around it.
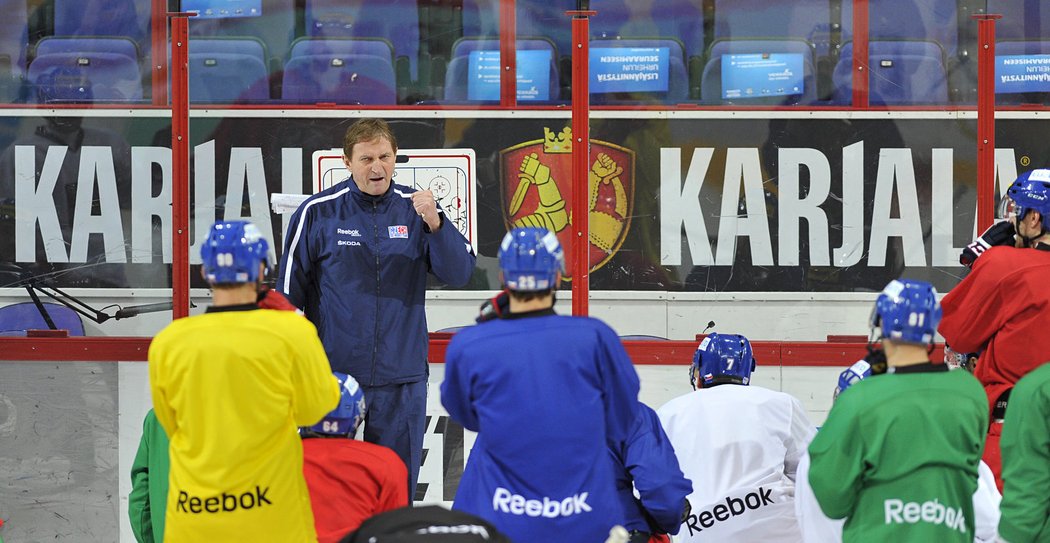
[149,220,339,542]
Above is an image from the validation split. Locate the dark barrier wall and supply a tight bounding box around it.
[1,112,1041,293]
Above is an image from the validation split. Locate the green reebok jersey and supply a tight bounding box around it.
[808,365,987,542]
[999,363,1050,543]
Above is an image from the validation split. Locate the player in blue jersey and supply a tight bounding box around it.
[442,227,643,542]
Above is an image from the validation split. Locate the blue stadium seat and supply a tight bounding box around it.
[289,38,394,64]
[0,302,85,336]
[700,39,818,105]
[305,0,419,80]
[842,0,958,56]
[190,37,268,66]
[590,0,705,60]
[713,0,835,56]
[188,0,296,64]
[987,1,1050,41]
[589,38,689,104]
[281,54,396,105]
[189,54,270,103]
[831,41,948,105]
[465,0,705,64]
[36,37,140,63]
[995,40,1050,105]
[54,0,145,44]
[443,37,560,103]
[27,52,143,102]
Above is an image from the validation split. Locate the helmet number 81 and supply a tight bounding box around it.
[908,312,925,327]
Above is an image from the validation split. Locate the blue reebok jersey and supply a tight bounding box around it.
[441,312,641,542]
[279,178,476,385]
[611,404,692,535]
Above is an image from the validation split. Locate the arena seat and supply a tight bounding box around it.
[305,0,420,80]
[187,0,295,67]
[700,39,819,105]
[831,41,948,105]
[189,53,270,103]
[54,0,145,44]
[289,37,394,63]
[995,40,1050,105]
[27,52,144,102]
[841,0,959,56]
[464,0,704,64]
[281,53,396,105]
[713,0,835,56]
[589,37,690,104]
[0,302,85,337]
[443,37,560,103]
[36,37,140,63]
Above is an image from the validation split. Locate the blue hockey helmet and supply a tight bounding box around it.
[308,372,366,438]
[690,332,756,389]
[200,221,271,284]
[869,279,941,345]
[999,169,1050,232]
[833,359,872,401]
[498,227,565,292]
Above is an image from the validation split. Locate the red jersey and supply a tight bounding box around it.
[940,245,1050,489]
[302,438,409,543]
[940,245,1050,405]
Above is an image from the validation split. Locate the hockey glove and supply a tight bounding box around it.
[476,290,510,323]
[960,220,1016,268]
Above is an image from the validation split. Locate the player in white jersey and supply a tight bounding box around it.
[656,333,814,542]
[794,360,1002,543]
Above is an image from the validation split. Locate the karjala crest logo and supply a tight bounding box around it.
[500,127,635,279]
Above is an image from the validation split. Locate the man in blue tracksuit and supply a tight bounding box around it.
[279,118,476,498]
[442,227,643,542]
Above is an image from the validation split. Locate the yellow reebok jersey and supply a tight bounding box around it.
[149,306,339,542]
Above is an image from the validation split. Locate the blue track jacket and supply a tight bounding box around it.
[442,311,642,542]
[612,403,691,535]
[279,178,476,385]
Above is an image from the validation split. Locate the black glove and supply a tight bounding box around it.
[476,290,510,323]
[960,220,1015,268]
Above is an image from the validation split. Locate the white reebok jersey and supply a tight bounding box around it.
[656,385,816,543]
[795,453,1002,543]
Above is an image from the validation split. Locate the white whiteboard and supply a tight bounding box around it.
[311,148,478,252]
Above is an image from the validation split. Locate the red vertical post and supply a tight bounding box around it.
[150,0,168,105]
[568,9,594,317]
[851,0,869,108]
[499,0,517,107]
[974,14,1001,233]
[169,13,193,320]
